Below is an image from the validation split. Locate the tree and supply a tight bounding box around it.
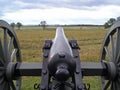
[108,18,116,25]
[104,18,116,28]
[10,22,15,29]
[104,22,109,29]
[117,16,120,21]
[40,21,46,30]
[16,22,22,30]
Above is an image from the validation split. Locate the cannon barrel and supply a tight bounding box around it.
[49,27,73,57]
[48,27,76,81]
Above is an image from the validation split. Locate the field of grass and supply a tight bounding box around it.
[1,26,109,90]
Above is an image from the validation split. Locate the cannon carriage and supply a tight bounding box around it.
[0,20,120,90]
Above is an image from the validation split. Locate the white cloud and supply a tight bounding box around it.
[0,0,3,1]
[1,5,120,25]
[79,0,95,3]
[13,1,51,9]
[105,0,120,5]
[13,1,31,7]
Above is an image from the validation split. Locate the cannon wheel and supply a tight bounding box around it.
[0,20,22,90]
[101,21,120,90]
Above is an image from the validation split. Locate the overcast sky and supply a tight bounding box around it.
[0,0,120,25]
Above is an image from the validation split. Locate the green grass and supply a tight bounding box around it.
[0,26,109,90]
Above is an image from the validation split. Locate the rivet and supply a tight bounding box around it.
[42,70,47,75]
[77,86,82,90]
[58,52,65,58]
[40,85,46,90]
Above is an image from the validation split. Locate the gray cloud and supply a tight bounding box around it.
[1,0,120,25]
[13,0,120,9]
[1,0,120,12]
[13,0,97,9]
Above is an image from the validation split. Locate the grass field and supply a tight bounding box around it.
[1,26,109,90]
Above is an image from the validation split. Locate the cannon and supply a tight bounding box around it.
[0,20,120,90]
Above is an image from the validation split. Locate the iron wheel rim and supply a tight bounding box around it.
[101,21,120,90]
[0,20,22,90]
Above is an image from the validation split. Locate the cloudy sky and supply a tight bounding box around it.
[0,0,120,25]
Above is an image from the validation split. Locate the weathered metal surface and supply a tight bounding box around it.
[0,20,22,90]
[100,21,120,90]
[14,62,106,76]
[49,27,73,58]
[0,20,120,90]
[15,62,43,76]
[48,27,76,82]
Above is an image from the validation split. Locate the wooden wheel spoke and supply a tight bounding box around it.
[10,81,16,90]
[103,80,111,90]
[11,49,18,62]
[104,46,112,61]
[0,41,5,63]
[8,37,14,60]
[116,28,120,59]
[110,35,115,60]
[116,50,120,64]
[3,29,8,61]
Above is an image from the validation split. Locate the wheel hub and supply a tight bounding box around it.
[6,62,16,80]
[106,62,117,80]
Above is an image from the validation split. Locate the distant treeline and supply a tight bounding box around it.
[25,24,103,27]
[58,24,104,27]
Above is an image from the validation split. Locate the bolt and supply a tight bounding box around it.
[53,85,56,89]
[77,86,82,90]
[42,70,47,75]
[40,85,46,90]
[58,52,65,58]
[46,44,50,47]
[44,53,48,58]
[74,55,78,58]
[75,69,80,74]
[76,71,80,74]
